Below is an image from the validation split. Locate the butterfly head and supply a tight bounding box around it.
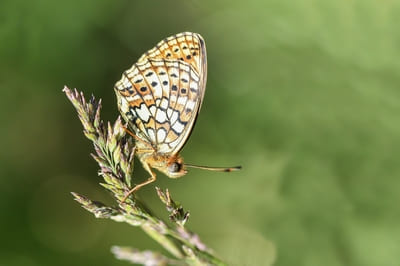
[162,155,187,178]
[166,160,187,178]
[148,154,187,179]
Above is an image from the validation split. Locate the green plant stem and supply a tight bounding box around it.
[64,86,226,265]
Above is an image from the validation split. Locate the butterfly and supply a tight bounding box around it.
[114,32,241,201]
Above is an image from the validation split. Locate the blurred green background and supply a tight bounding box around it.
[1,0,400,265]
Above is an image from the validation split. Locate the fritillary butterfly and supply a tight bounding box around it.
[114,32,241,201]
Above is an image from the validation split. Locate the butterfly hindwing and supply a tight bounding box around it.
[114,32,207,155]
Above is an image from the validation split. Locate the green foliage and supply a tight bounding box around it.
[64,87,225,265]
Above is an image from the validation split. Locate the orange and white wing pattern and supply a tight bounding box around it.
[114,32,207,155]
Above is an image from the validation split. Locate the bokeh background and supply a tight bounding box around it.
[1,0,400,265]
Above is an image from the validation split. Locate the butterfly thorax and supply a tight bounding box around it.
[136,145,187,179]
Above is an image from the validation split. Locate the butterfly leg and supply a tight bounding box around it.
[120,162,156,203]
[122,126,155,151]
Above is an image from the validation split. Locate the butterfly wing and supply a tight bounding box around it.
[114,32,207,155]
[138,32,207,112]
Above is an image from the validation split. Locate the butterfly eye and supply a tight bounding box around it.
[168,162,181,173]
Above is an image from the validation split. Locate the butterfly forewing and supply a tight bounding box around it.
[138,32,206,75]
[115,32,207,155]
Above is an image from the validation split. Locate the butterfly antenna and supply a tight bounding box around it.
[185,164,242,172]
